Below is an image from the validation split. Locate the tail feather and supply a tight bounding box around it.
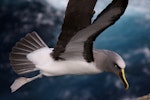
[12,68,37,74]
[20,38,39,49]
[29,32,47,47]
[9,31,48,75]
[16,42,36,51]
[10,53,28,60]
[10,60,30,65]
[12,47,32,53]
[11,64,36,74]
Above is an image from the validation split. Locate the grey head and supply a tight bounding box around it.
[93,49,129,90]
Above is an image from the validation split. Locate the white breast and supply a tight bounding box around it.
[27,47,101,76]
[26,47,54,66]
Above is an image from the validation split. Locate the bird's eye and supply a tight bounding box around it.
[115,64,121,69]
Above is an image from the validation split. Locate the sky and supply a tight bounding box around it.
[46,0,150,30]
[46,0,150,16]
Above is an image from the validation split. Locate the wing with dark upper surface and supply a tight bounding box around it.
[57,0,128,62]
[52,0,97,60]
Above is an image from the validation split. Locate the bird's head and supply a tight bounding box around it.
[94,50,129,90]
[105,50,129,90]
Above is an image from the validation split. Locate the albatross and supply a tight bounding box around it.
[9,0,129,92]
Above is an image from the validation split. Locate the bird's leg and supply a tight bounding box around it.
[26,73,43,82]
[11,74,43,92]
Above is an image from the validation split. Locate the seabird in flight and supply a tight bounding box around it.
[9,0,129,92]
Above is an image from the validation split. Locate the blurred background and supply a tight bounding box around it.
[0,0,150,100]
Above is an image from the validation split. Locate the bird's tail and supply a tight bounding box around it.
[11,74,42,92]
[9,31,48,75]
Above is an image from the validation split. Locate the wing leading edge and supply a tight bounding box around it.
[52,0,128,62]
[52,0,97,60]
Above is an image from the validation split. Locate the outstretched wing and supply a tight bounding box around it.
[54,0,128,62]
[52,0,97,60]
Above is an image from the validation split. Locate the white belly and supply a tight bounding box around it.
[27,47,101,76]
[41,60,101,76]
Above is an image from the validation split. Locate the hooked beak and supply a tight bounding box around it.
[119,69,129,90]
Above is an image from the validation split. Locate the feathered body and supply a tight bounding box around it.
[27,47,100,76]
[9,0,129,92]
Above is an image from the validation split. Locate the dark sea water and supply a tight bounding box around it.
[0,0,150,100]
